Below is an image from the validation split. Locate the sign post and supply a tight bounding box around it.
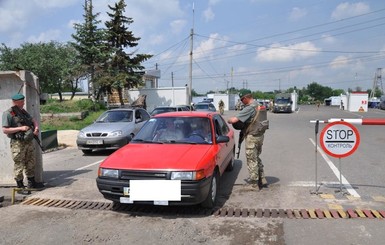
[320,121,360,194]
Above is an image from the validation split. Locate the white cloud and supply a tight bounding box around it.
[329,55,349,69]
[289,7,307,21]
[203,0,222,22]
[32,0,78,9]
[208,0,221,5]
[228,44,247,52]
[148,34,165,46]
[122,0,184,26]
[203,7,215,22]
[67,19,80,29]
[27,29,62,43]
[257,42,321,62]
[321,34,336,44]
[170,19,187,34]
[194,33,221,59]
[0,2,29,33]
[331,2,370,20]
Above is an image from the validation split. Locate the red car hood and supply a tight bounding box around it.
[100,143,214,171]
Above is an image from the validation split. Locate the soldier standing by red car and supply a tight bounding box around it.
[228,91,269,190]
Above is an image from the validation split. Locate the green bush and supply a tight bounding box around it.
[40,99,106,131]
[41,110,104,131]
[41,99,106,113]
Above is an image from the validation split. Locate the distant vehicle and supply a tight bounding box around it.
[76,108,150,154]
[177,105,195,111]
[202,98,214,103]
[96,111,235,208]
[195,102,217,112]
[150,106,188,116]
[272,92,298,113]
[380,101,385,110]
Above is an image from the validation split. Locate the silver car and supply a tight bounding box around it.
[150,106,189,116]
[194,102,217,112]
[76,108,150,154]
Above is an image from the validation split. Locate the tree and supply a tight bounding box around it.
[71,0,107,101]
[0,42,80,100]
[102,0,152,106]
[306,82,332,101]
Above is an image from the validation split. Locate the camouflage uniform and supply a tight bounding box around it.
[11,139,35,180]
[2,107,36,184]
[236,100,268,185]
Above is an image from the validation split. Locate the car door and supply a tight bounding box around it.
[213,115,233,173]
[134,109,150,134]
[209,103,216,112]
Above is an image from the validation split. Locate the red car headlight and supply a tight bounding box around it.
[171,170,205,180]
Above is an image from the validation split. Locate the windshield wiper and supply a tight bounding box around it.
[175,140,198,144]
[132,139,164,144]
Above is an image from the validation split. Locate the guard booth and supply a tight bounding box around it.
[347,92,368,112]
[0,70,43,185]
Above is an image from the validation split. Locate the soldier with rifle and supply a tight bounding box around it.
[228,91,269,190]
[2,93,44,189]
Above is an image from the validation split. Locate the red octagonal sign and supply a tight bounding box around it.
[320,121,360,158]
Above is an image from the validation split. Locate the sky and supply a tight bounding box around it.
[0,0,385,94]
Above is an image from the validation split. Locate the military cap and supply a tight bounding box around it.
[11,93,25,101]
[239,89,252,99]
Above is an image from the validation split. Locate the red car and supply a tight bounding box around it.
[96,111,235,208]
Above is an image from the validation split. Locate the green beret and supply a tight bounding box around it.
[239,89,252,99]
[11,93,25,101]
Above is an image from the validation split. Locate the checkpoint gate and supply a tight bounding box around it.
[310,118,385,195]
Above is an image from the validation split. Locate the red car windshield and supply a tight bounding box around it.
[133,117,213,144]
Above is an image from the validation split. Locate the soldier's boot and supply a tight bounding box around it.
[16,180,25,188]
[258,170,268,189]
[15,179,26,194]
[27,177,45,189]
[27,177,36,188]
[27,177,44,189]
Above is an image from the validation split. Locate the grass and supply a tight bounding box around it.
[40,99,106,131]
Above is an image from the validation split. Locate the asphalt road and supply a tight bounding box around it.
[1,104,385,245]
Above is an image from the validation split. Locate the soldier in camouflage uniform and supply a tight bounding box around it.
[2,94,41,189]
[228,91,269,189]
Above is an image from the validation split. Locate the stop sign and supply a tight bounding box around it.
[320,121,360,158]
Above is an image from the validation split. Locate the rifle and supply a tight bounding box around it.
[236,131,244,159]
[11,106,43,150]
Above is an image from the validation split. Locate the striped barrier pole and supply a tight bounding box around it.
[310,118,385,125]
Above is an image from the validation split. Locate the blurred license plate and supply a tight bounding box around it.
[130,180,181,201]
[86,140,103,145]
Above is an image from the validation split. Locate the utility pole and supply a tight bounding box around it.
[188,3,195,104]
[370,68,383,99]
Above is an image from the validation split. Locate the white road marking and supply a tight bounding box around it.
[288,181,340,187]
[47,160,103,182]
[309,138,360,197]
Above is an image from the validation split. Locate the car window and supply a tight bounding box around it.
[97,110,133,122]
[214,115,229,136]
[151,107,177,116]
[139,109,150,121]
[195,104,208,110]
[133,117,213,144]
